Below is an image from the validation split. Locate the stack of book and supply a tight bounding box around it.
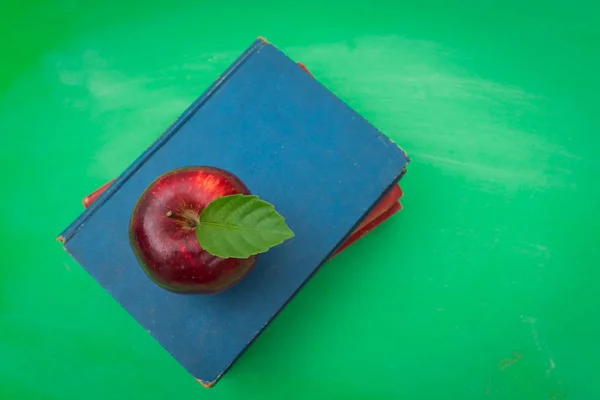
[59,38,410,387]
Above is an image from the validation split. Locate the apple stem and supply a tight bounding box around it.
[166,210,198,228]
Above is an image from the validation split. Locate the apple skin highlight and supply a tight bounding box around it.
[129,166,257,294]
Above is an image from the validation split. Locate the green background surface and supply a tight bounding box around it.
[1,1,599,399]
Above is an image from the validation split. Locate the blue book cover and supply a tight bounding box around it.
[58,37,410,387]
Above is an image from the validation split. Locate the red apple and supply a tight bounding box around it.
[129,166,257,294]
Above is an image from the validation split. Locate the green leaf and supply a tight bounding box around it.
[196,194,295,259]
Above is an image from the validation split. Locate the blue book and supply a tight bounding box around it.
[58,37,410,387]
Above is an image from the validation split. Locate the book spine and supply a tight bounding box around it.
[57,38,268,244]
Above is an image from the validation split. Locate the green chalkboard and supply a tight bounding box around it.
[0,0,598,399]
